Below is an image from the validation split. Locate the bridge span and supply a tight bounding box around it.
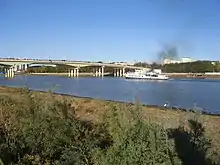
[0,59,150,78]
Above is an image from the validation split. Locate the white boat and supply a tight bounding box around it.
[125,69,169,80]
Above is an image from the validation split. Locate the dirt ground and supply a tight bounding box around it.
[0,86,220,149]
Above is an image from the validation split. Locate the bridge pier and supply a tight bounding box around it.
[101,66,104,77]
[92,68,95,76]
[4,68,15,78]
[76,68,79,77]
[68,68,79,78]
[98,67,101,77]
[122,67,125,77]
[113,68,125,77]
[117,69,119,77]
[120,69,122,77]
[113,69,116,77]
[18,64,22,71]
[92,66,104,77]
[12,65,17,72]
[74,68,79,77]
[95,68,98,77]
[24,64,28,70]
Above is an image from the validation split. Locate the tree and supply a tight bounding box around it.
[162,61,217,73]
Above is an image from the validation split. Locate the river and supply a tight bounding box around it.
[0,75,220,114]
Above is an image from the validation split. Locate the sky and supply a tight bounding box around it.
[1,0,220,62]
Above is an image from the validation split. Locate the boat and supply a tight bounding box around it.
[125,69,169,80]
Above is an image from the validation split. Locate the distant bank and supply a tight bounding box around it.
[166,73,220,78]
[1,72,220,79]
[28,72,220,79]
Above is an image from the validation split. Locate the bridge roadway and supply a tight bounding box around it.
[0,59,150,78]
[0,59,146,69]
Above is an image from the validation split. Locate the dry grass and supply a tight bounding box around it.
[0,86,220,150]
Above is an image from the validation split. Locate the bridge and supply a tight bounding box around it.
[0,58,150,78]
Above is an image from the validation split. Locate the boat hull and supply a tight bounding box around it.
[125,76,169,80]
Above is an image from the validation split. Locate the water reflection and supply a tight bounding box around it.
[0,75,220,114]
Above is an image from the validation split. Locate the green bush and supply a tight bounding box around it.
[0,91,101,164]
[0,89,219,165]
[93,105,181,165]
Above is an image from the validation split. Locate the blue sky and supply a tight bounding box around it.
[1,0,220,62]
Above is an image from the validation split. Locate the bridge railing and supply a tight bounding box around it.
[0,58,150,69]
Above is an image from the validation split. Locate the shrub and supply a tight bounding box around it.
[93,105,181,165]
[0,90,100,164]
[0,89,219,165]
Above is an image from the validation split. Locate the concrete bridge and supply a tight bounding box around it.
[0,59,149,78]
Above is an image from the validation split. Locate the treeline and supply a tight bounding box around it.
[26,66,116,73]
[26,66,69,73]
[0,88,219,164]
[163,61,220,73]
[134,61,220,73]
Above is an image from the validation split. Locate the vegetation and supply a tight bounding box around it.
[26,66,69,73]
[163,61,220,73]
[0,87,220,164]
[135,61,220,73]
[26,66,118,74]
[134,43,220,73]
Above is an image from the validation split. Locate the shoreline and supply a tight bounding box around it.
[165,73,220,79]
[1,85,220,148]
[0,85,219,116]
[23,73,220,79]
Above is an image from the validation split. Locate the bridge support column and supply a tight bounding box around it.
[68,69,73,77]
[21,64,24,71]
[76,67,79,77]
[101,66,104,77]
[92,68,95,76]
[116,69,119,77]
[70,69,73,77]
[113,69,116,77]
[98,67,101,77]
[68,69,70,77]
[119,69,122,77]
[4,68,15,78]
[122,67,125,77]
[18,64,22,71]
[24,64,28,70]
[16,65,19,72]
[73,69,76,77]
[12,65,17,72]
[95,68,98,77]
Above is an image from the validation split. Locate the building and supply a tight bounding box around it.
[163,57,194,65]
[112,62,135,66]
[163,59,181,65]
[153,69,162,74]
[181,57,193,63]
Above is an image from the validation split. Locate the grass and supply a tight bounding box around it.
[0,86,220,164]
[1,86,219,144]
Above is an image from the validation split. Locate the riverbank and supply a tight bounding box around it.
[1,86,220,164]
[26,72,112,76]
[0,86,220,149]
[28,72,93,76]
[166,73,220,78]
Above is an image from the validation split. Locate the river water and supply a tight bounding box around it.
[0,75,220,114]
